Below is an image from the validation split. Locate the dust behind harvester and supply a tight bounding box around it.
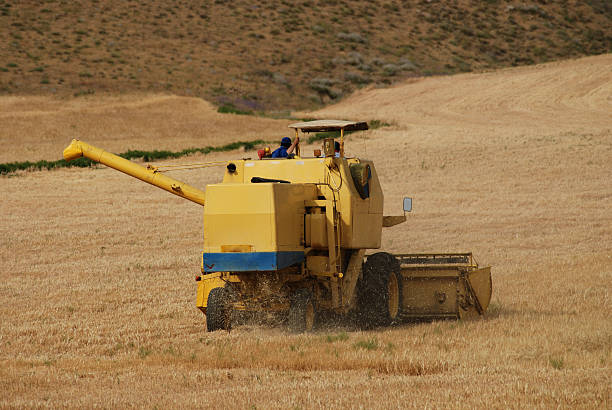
[63,119,492,332]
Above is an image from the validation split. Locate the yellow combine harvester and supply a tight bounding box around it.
[63,120,491,332]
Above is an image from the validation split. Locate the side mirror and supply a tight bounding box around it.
[403,197,412,213]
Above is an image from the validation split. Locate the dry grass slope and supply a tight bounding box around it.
[0,0,610,110]
[0,94,292,163]
[1,55,611,407]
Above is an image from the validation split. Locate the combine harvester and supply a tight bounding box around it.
[63,120,491,332]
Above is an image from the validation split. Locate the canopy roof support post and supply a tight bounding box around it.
[287,120,369,159]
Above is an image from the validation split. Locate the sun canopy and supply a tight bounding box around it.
[288,120,369,133]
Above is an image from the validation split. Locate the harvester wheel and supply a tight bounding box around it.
[288,289,316,333]
[206,287,231,332]
[358,252,402,328]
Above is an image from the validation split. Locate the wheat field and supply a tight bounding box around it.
[1,55,611,408]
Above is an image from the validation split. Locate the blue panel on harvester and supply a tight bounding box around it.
[202,251,304,272]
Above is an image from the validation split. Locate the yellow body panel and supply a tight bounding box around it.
[202,183,317,253]
[222,157,383,249]
[196,276,226,313]
[467,267,492,313]
[305,213,328,248]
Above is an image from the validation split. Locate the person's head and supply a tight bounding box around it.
[334,141,340,152]
[281,137,292,148]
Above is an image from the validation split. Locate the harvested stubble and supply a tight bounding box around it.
[1,55,611,408]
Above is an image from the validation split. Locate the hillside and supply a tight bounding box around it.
[0,94,292,163]
[1,0,610,111]
[1,56,610,407]
[304,53,612,132]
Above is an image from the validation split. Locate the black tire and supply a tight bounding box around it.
[357,252,402,328]
[287,289,316,333]
[206,287,231,332]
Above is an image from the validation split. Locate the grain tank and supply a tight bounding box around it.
[63,120,491,332]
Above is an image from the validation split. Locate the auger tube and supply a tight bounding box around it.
[63,139,206,206]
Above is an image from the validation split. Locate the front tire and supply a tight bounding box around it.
[358,252,403,328]
[206,287,231,332]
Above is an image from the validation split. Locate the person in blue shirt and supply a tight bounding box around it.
[271,136,299,158]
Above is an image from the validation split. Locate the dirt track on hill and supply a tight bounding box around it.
[1,56,611,407]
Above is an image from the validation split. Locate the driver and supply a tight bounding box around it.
[271,136,299,158]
